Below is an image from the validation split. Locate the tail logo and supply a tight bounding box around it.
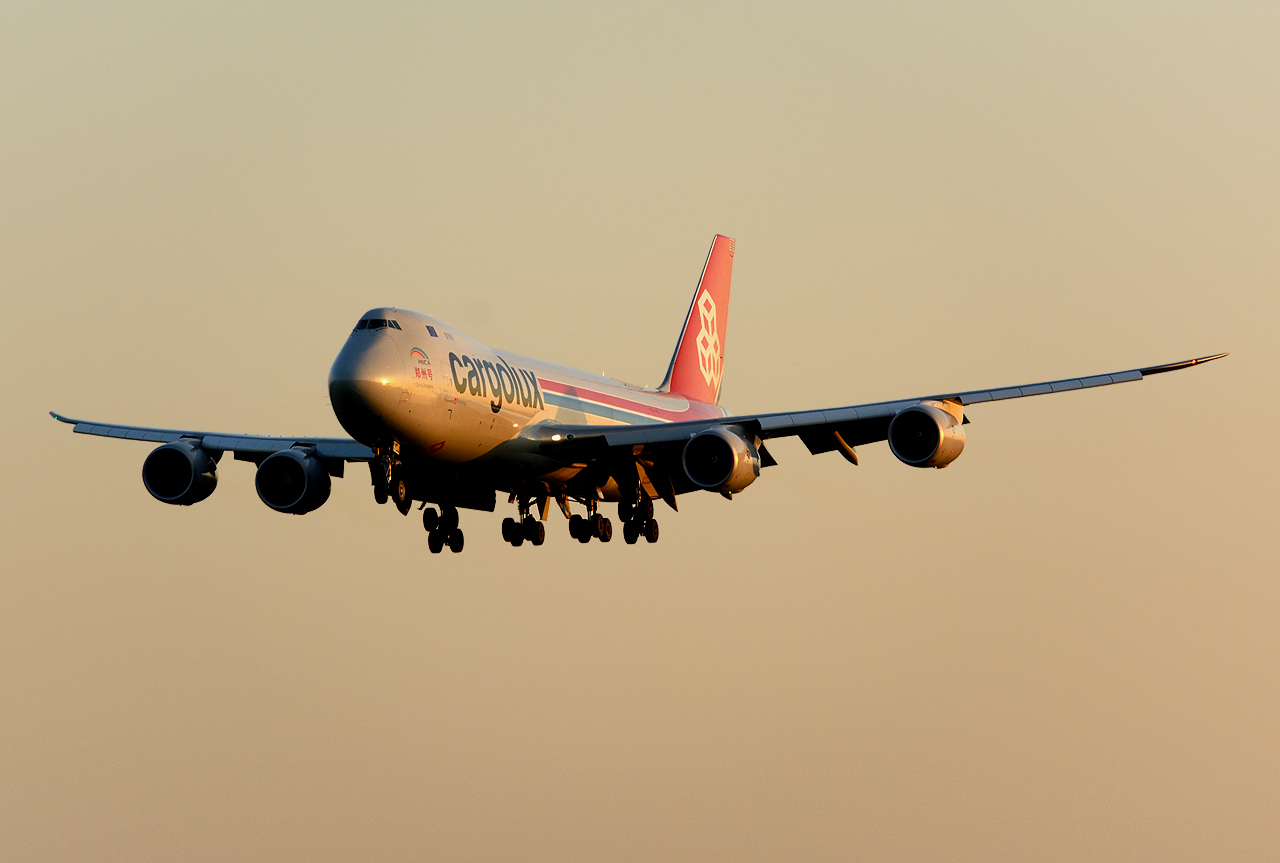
[695,289,722,389]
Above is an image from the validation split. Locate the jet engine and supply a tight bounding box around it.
[888,401,966,468]
[255,448,332,514]
[142,439,219,505]
[682,427,761,493]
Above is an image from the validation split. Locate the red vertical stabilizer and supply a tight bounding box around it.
[659,235,735,405]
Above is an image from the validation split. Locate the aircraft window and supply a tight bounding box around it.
[426,326,438,337]
[354,318,399,331]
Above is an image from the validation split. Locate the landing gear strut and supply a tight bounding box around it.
[568,499,612,543]
[503,497,546,547]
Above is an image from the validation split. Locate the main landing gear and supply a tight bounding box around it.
[502,496,546,547]
[618,496,659,544]
[568,500,614,543]
[423,504,463,553]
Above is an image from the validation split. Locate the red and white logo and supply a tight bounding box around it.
[695,289,721,389]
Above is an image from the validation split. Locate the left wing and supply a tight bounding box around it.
[49,412,374,464]
[534,353,1228,460]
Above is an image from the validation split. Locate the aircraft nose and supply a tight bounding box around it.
[328,332,407,442]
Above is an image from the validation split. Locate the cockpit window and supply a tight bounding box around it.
[355,318,401,331]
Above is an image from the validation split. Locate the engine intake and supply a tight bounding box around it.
[888,401,965,468]
[255,448,332,514]
[682,427,761,493]
[142,440,219,505]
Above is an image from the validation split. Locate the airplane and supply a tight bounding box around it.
[52,235,1225,553]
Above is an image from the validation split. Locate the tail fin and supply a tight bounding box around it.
[659,234,735,404]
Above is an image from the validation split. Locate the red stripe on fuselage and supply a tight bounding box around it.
[540,379,724,423]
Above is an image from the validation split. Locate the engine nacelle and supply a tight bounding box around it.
[888,401,966,468]
[142,440,219,505]
[682,427,761,493]
[255,448,332,514]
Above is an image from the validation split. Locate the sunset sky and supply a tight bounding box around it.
[2,2,1277,860]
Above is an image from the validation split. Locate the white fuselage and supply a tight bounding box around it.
[328,308,727,467]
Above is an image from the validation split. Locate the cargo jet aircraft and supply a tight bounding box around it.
[53,235,1225,553]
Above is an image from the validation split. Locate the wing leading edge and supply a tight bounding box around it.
[48,412,374,461]
[536,353,1229,457]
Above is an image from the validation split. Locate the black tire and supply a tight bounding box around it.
[623,520,639,544]
[440,505,459,533]
[636,497,653,523]
[599,517,613,542]
[502,517,518,543]
[428,529,445,554]
[589,513,604,538]
[423,507,439,532]
[569,514,586,540]
[644,518,659,543]
[374,484,388,505]
[392,476,411,515]
[448,529,465,553]
[618,500,634,522]
[523,517,544,544]
[529,520,545,546]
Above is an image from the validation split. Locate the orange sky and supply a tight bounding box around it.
[2,2,1277,860]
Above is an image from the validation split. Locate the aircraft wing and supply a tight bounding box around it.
[48,412,375,461]
[537,353,1228,462]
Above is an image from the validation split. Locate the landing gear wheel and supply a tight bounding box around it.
[392,476,411,515]
[635,498,653,523]
[423,507,439,532]
[623,520,640,544]
[374,484,388,505]
[569,514,588,542]
[502,517,518,543]
[618,500,634,522]
[644,519,659,543]
[597,516,612,543]
[428,529,445,554]
[523,518,545,546]
[440,505,459,533]
[447,529,465,553]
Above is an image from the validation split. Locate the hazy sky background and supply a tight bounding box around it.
[2,2,1277,860]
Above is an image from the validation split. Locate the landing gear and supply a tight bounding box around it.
[618,495,658,544]
[391,473,412,515]
[426,505,461,553]
[370,460,389,504]
[447,529,464,553]
[503,497,547,547]
[568,506,612,543]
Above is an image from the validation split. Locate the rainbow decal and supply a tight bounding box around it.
[410,347,428,362]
